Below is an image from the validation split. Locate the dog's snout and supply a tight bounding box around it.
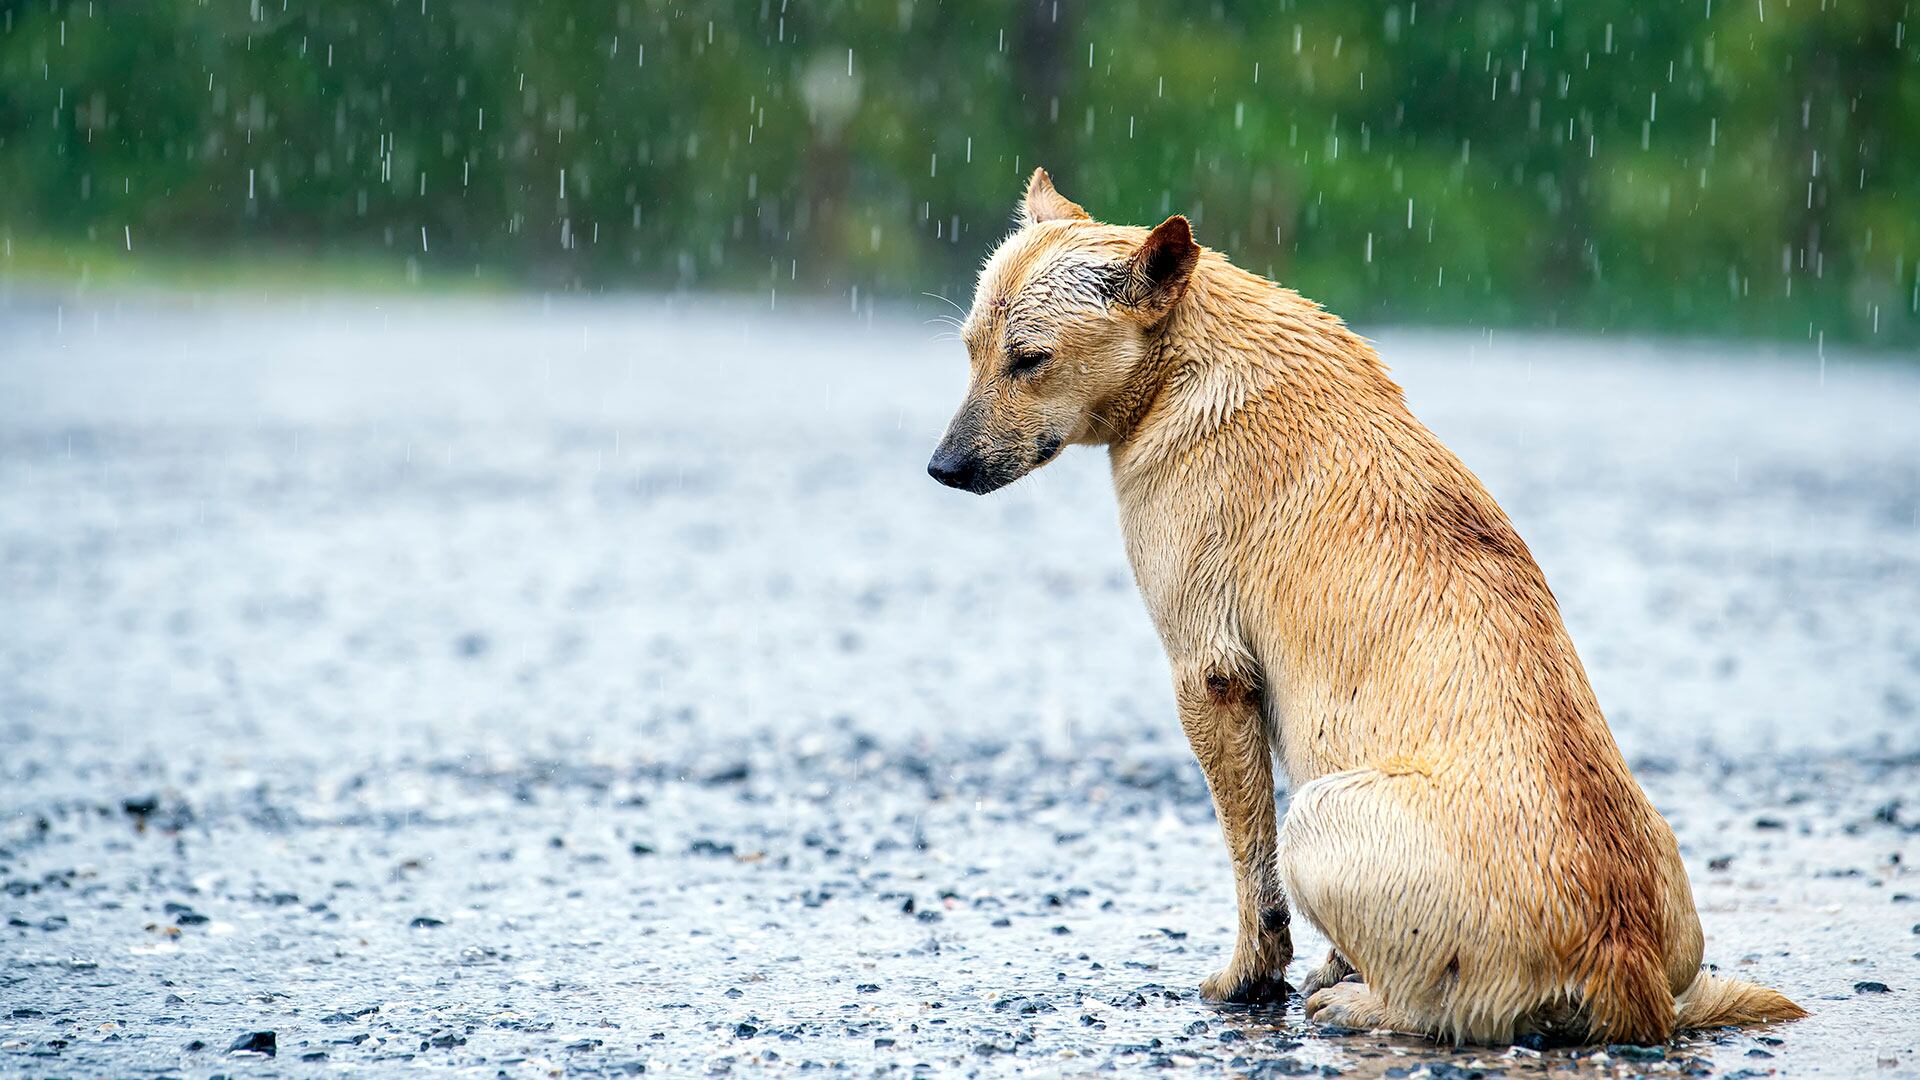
[927,448,980,490]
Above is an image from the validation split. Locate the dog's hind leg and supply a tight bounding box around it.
[1280,766,1552,1044]
[1175,657,1293,1005]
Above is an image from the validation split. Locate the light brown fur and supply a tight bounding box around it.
[927,169,1807,1044]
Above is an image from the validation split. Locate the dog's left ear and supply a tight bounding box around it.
[1113,215,1200,323]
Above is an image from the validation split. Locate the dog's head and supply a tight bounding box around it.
[926,168,1200,494]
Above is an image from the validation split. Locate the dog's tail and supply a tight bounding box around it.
[1674,971,1807,1030]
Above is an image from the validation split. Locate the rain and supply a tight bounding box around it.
[1,2,1917,1076]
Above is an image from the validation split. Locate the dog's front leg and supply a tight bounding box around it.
[1176,657,1293,1005]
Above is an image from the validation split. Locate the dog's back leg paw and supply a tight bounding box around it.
[1304,980,1409,1034]
[1299,948,1357,999]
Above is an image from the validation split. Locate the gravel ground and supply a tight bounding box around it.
[1,288,1917,1077]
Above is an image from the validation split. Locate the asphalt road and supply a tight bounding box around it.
[2,288,1916,1077]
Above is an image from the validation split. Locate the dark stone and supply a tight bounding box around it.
[1853,980,1891,993]
[1251,1061,1333,1078]
[227,1031,276,1056]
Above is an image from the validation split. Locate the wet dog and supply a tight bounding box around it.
[926,169,1806,1044]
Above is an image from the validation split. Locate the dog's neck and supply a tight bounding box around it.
[1095,257,1404,472]
[1086,338,1175,447]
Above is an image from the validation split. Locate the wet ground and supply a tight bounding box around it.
[1,289,1916,1077]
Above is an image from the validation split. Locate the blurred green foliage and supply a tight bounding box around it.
[2,0,1916,343]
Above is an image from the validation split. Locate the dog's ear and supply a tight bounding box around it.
[1113,215,1200,322]
[1020,167,1089,225]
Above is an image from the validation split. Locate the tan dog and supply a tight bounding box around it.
[927,169,1806,1045]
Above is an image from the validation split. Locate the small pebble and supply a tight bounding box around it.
[227,1031,276,1057]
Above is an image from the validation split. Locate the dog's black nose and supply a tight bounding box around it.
[927,449,979,490]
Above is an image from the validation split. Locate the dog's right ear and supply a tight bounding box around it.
[1020,167,1090,226]
[1113,215,1200,323]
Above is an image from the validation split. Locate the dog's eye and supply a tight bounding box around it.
[1007,349,1051,378]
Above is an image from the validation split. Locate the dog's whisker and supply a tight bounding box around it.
[922,290,967,315]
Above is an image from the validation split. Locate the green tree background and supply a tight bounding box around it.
[3,0,1915,344]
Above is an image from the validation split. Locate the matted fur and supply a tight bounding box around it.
[927,168,1807,1044]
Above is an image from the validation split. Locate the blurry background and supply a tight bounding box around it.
[3,3,1917,1077]
[3,0,1918,343]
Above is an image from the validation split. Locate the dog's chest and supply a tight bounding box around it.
[1114,479,1232,650]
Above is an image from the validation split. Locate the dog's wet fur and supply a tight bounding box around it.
[928,169,1806,1045]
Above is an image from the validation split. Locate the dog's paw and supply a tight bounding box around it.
[1299,951,1357,999]
[1201,967,1294,1006]
[1304,980,1387,1031]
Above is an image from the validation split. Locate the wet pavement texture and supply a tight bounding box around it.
[1,291,1917,1077]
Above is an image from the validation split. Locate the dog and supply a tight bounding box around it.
[926,168,1806,1045]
